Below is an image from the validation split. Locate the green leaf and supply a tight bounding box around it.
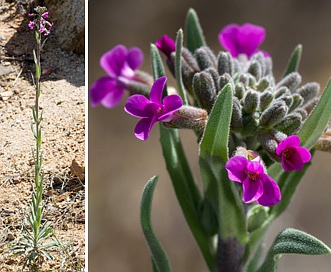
[184,8,206,53]
[141,176,172,272]
[199,84,246,243]
[298,78,331,150]
[159,125,216,271]
[257,228,331,272]
[150,44,166,82]
[282,44,302,78]
[175,28,189,105]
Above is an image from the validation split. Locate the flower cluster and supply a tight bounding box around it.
[90,20,317,206]
[28,6,53,36]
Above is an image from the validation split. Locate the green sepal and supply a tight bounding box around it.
[199,84,246,243]
[282,44,302,77]
[257,228,331,272]
[141,177,171,272]
[175,28,189,105]
[184,8,206,53]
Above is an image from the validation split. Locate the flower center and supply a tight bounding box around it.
[248,171,259,181]
[283,148,292,159]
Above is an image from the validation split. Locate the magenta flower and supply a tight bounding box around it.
[156,35,176,60]
[225,156,281,206]
[90,45,143,108]
[276,135,311,172]
[28,21,34,30]
[124,76,182,140]
[218,23,267,58]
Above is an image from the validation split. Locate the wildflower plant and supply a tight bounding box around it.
[90,9,331,271]
[11,6,59,270]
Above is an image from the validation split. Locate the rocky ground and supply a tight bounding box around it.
[0,1,85,271]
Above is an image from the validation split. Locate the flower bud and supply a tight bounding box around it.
[259,89,274,110]
[256,77,270,91]
[218,73,234,92]
[167,105,207,131]
[242,113,259,136]
[260,100,288,128]
[126,80,151,96]
[217,51,233,75]
[192,71,216,112]
[274,112,302,135]
[231,97,243,131]
[295,82,320,105]
[243,89,259,113]
[134,70,154,86]
[234,82,245,99]
[289,93,304,112]
[257,129,286,161]
[195,46,217,70]
[276,72,301,92]
[248,60,262,81]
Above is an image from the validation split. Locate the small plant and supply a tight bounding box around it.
[11,6,59,271]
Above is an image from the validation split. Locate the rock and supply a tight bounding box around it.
[44,0,85,54]
[0,90,14,101]
[70,158,85,182]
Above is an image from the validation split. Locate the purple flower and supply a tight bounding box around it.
[42,12,50,19]
[124,76,183,140]
[276,135,311,172]
[226,156,281,206]
[90,45,143,108]
[28,21,34,30]
[218,23,267,58]
[156,35,176,60]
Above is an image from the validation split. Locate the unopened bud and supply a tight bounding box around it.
[242,113,259,136]
[195,46,217,70]
[274,86,290,99]
[289,94,304,112]
[234,82,245,100]
[259,89,274,110]
[243,89,259,113]
[295,82,320,105]
[256,77,270,91]
[257,129,286,161]
[274,112,302,135]
[134,70,154,86]
[192,71,216,112]
[167,105,207,131]
[218,73,234,92]
[276,72,301,92]
[217,51,233,75]
[231,97,243,131]
[126,80,151,96]
[260,100,288,128]
[248,60,262,81]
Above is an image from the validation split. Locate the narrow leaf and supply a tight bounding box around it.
[282,44,302,77]
[257,228,331,272]
[150,44,166,82]
[141,176,171,272]
[175,28,189,105]
[185,8,206,53]
[298,78,331,150]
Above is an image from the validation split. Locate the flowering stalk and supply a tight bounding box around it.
[12,7,58,270]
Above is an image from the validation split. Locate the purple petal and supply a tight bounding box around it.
[124,95,158,118]
[237,23,265,57]
[242,177,264,203]
[276,135,300,156]
[219,24,240,57]
[100,45,127,77]
[90,77,124,108]
[127,47,144,70]
[158,94,183,122]
[134,116,157,140]
[257,174,281,206]
[156,35,176,59]
[149,76,167,104]
[297,146,311,163]
[225,156,248,183]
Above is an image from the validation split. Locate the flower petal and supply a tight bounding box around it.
[134,116,157,140]
[149,76,167,104]
[237,23,265,57]
[90,77,123,108]
[242,177,264,203]
[219,24,240,57]
[276,135,300,155]
[124,95,158,118]
[156,35,176,59]
[127,47,144,70]
[225,156,248,183]
[158,94,183,122]
[297,146,312,163]
[100,45,127,77]
[257,175,281,206]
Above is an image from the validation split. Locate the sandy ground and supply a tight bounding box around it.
[0,2,85,271]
